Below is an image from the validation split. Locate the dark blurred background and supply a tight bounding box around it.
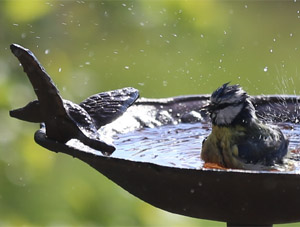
[1,0,300,226]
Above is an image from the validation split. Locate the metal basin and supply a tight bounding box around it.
[34,95,300,226]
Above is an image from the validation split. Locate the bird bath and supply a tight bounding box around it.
[10,44,300,226]
[34,95,300,227]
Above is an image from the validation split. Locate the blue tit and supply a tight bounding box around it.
[201,83,289,169]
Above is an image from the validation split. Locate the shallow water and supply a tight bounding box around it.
[110,122,300,172]
[111,123,206,169]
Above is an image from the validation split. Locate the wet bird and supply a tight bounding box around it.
[9,44,139,155]
[201,83,289,169]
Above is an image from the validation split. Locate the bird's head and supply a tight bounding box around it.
[205,83,256,126]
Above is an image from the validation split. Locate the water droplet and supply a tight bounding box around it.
[85,62,90,65]
[200,34,204,38]
[270,49,273,53]
[224,30,227,35]
[244,4,248,8]
[13,23,19,26]
[45,49,50,55]
[58,67,62,72]
[172,33,177,37]
[273,38,276,42]
[140,22,145,26]
[124,66,130,70]
[290,33,293,37]
[263,66,268,72]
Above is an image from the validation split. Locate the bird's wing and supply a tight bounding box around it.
[237,126,288,165]
[79,87,139,129]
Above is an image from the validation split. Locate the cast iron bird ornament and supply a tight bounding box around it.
[201,83,289,169]
[9,44,139,155]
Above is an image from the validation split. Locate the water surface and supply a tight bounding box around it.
[111,122,300,172]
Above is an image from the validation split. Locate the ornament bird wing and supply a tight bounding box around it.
[80,87,139,129]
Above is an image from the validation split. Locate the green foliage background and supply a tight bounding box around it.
[1,0,300,226]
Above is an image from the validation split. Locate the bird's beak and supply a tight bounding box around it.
[201,103,210,110]
[201,103,214,113]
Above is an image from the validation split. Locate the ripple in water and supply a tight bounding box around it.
[111,122,300,172]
